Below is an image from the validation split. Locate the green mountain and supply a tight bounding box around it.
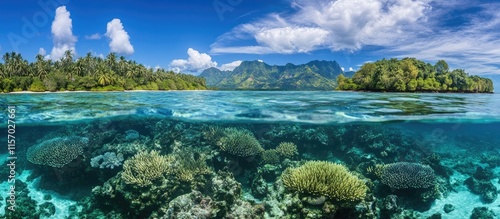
[199,60,349,90]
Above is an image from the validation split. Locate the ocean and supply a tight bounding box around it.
[1,91,499,219]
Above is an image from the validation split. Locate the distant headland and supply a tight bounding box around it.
[336,58,494,93]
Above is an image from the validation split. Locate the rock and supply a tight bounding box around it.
[426,213,441,219]
[38,202,56,218]
[383,195,399,213]
[473,167,495,180]
[464,177,498,203]
[164,191,214,218]
[443,204,455,213]
[470,207,496,219]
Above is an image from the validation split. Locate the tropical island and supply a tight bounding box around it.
[0,51,206,93]
[0,52,494,93]
[336,58,494,93]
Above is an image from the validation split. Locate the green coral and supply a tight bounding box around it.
[375,162,436,189]
[275,142,298,158]
[121,150,174,187]
[26,136,88,168]
[218,127,264,157]
[282,161,367,202]
[261,149,281,165]
[174,152,212,182]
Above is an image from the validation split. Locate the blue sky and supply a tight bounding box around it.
[1,0,500,76]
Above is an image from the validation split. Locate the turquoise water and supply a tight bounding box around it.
[1,91,500,218]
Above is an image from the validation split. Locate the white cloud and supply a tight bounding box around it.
[47,6,77,60]
[211,0,430,54]
[38,48,46,56]
[349,67,354,72]
[341,67,344,71]
[170,48,217,73]
[385,3,500,75]
[219,60,242,71]
[255,27,329,54]
[85,33,101,40]
[105,19,134,55]
[211,45,274,54]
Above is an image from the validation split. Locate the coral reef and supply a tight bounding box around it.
[261,149,281,165]
[124,129,140,142]
[375,162,436,189]
[121,150,174,187]
[90,152,124,169]
[281,161,368,202]
[275,142,299,159]
[26,136,88,168]
[218,127,264,157]
[173,151,212,182]
[162,191,214,218]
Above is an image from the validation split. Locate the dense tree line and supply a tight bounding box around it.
[0,51,206,92]
[337,58,494,93]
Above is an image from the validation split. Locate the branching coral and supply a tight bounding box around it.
[121,150,174,187]
[261,149,281,165]
[174,152,212,182]
[218,127,264,157]
[275,142,298,158]
[282,161,367,202]
[375,162,436,189]
[26,136,88,168]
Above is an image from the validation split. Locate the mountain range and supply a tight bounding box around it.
[199,60,354,90]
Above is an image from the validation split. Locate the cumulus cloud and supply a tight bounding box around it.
[38,48,46,56]
[349,67,354,72]
[105,19,134,55]
[219,60,242,71]
[47,6,77,60]
[385,3,500,75]
[85,33,101,40]
[170,48,217,73]
[210,0,500,75]
[211,0,430,54]
[255,27,329,54]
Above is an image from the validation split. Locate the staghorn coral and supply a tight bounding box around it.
[218,127,264,157]
[174,152,212,182]
[121,150,174,187]
[275,142,298,159]
[202,125,226,145]
[26,136,88,168]
[282,161,368,202]
[375,162,436,189]
[261,149,281,165]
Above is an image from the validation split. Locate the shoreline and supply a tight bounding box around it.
[4,90,210,94]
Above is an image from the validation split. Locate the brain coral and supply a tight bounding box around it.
[26,136,88,168]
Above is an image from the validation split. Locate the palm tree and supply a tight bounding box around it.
[34,54,49,80]
[117,56,127,76]
[106,53,117,70]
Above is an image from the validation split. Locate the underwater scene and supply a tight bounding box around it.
[1,91,500,219]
